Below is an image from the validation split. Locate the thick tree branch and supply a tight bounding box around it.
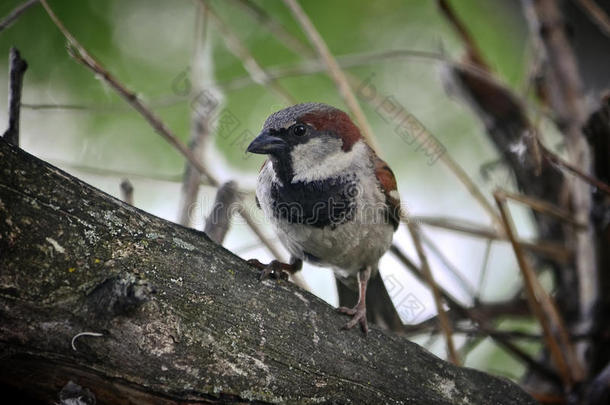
[0,139,536,404]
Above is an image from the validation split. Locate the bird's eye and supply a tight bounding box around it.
[291,124,307,136]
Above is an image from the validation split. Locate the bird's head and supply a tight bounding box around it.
[247,103,365,181]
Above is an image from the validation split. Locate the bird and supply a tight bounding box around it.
[246,102,402,334]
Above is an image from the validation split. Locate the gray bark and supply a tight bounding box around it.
[0,139,535,404]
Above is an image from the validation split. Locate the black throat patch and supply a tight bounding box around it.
[270,176,358,229]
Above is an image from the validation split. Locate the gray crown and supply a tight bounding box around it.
[262,103,338,131]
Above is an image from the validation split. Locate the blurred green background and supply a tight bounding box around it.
[0,0,540,382]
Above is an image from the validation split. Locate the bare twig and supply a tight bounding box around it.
[120,179,134,205]
[574,0,610,38]
[475,240,493,302]
[178,2,211,227]
[414,216,500,239]
[420,231,477,298]
[39,0,282,266]
[437,0,489,69]
[204,181,239,244]
[0,0,39,33]
[497,189,586,229]
[354,69,502,229]
[221,48,487,92]
[540,143,610,196]
[178,120,211,227]
[394,240,560,382]
[229,0,313,56]
[407,223,459,365]
[415,215,569,261]
[203,2,295,105]
[22,96,187,113]
[454,326,543,342]
[21,49,447,113]
[390,243,464,310]
[46,158,184,184]
[518,239,572,265]
[436,151,503,229]
[2,47,28,146]
[21,49,479,113]
[495,191,577,387]
[283,0,379,152]
[40,0,215,184]
[485,330,560,385]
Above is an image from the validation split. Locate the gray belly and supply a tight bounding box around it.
[272,214,394,275]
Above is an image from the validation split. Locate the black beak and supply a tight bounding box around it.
[246,130,286,155]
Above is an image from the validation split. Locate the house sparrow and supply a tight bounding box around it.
[246,103,401,334]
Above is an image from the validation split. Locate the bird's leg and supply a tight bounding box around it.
[337,266,371,334]
[246,257,302,281]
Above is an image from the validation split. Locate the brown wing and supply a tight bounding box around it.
[374,157,401,230]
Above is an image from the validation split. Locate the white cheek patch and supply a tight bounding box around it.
[389,190,400,201]
[291,139,368,183]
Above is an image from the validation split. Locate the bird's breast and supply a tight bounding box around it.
[269,175,358,229]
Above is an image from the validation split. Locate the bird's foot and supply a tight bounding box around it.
[246,259,290,281]
[337,304,368,334]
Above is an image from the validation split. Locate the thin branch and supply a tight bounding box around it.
[239,205,284,260]
[407,223,460,365]
[39,0,281,265]
[203,2,295,105]
[475,240,493,302]
[220,48,487,92]
[574,0,610,38]
[39,0,215,184]
[22,96,187,113]
[178,2,211,227]
[497,190,586,229]
[495,191,577,388]
[437,0,489,69]
[390,243,464,311]
[454,326,544,342]
[21,49,478,113]
[415,215,571,262]
[46,158,185,184]
[485,329,560,385]
[540,142,610,196]
[437,150,503,230]
[353,67,502,229]
[390,247,561,383]
[0,0,39,33]
[229,0,313,56]
[2,47,28,146]
[420,231,477,299]
[393,240,559,382]
[414,216,500,239]
[518,239,572,265]
[283,0,379,152]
